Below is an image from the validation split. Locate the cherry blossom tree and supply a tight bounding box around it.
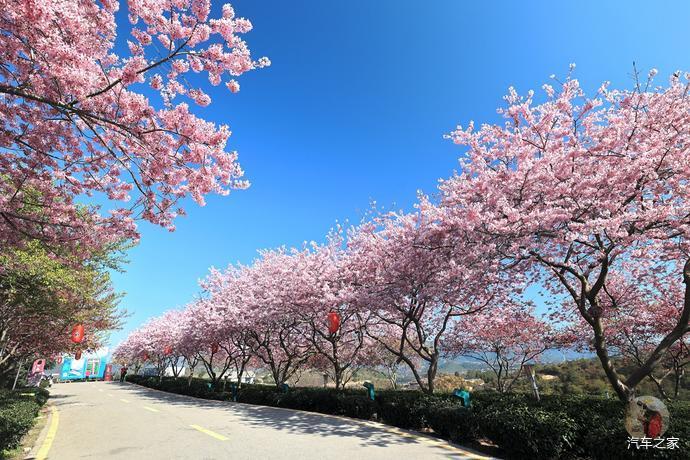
[449,303,562,393]
[560,274,689,400]
[657,340,689,399]
[378,353,404,390]
[0,0,269,254]
[197,234,382,390]
[347,209,505,393]
[181,297,253,389]
[441,68,690,401]
[226,252,315,390]
[113,329,147,374]
[368,332,420,390]
[134,317,172,380]
[270,236,373,390]
[112,332,142,371]
[225,330,255,387]
[176,308,201,385]
[306,310,371,390]
[196,268,260,387]
[114,313,186,380]
[156,310,186,378]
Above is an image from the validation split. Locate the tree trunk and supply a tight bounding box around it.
[333,363,344,390]
[426,356,438,394]
[388,365,398,390]
[591,316,631,401]
[232,355,249,388]
[649,374,670,400]
[674,368,683,398]
[237,365,245,389]
[268,360,283,390]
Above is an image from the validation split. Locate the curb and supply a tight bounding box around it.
[26,404,59,460]
[119,381,496,459]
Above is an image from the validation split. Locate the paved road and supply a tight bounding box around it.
[34,381,493,460]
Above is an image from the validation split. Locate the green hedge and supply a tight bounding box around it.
[473,396,578,458]
[126,376,225,400]
[127,376,690,459]
[0,388,49,452]
[468,393,690,459]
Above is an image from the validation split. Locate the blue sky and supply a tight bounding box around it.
[108,0,690,346]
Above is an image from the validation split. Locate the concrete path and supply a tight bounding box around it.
[33,381,494,459]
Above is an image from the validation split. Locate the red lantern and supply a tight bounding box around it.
[71,324,85,343]
[74,350,82,360]
[211,342,219,353]
[327,312,341,334]
[142,352,149,361]
[164,345,172,355]
[56,356,63,364]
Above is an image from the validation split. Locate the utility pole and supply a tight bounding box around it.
[12,358,24,391]
[524,364,540,401]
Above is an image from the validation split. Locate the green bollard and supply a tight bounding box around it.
[452,388,471,408]
[229,382,238,402]
[363,381,375,401]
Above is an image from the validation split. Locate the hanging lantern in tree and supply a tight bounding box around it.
[56,356,63,365]
[211,342,219,353]
[327,312,341,335]
[74,350,82,360]
[71,324,85,343]
[142,351,149,361]
[164,345,172,355]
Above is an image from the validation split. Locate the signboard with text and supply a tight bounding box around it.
[60,354,108,380]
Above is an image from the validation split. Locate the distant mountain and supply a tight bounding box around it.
[436,349,595,375]
[540,349,595,363]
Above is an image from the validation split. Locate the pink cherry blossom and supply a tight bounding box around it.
[0,0,269,257]
[441,69,690,401]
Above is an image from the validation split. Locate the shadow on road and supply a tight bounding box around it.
[113,383,443,451]
[45,393,80,408]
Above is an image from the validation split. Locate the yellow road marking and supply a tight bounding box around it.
[120,398,130,403]
[35,406,59,460]
[143,406,159,413]
[190,424,228,441]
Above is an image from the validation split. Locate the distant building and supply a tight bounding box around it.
[225,370,256,384]
[402,381,420,390]
[164,365,184,377]
[140,366,158,377]
[464,378,485,387]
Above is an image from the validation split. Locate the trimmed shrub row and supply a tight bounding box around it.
[0,387,50,452]
[126,375,689,459]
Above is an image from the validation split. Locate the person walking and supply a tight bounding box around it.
[119,366,128,383]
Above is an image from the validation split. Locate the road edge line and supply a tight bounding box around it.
[35,405,59,460]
